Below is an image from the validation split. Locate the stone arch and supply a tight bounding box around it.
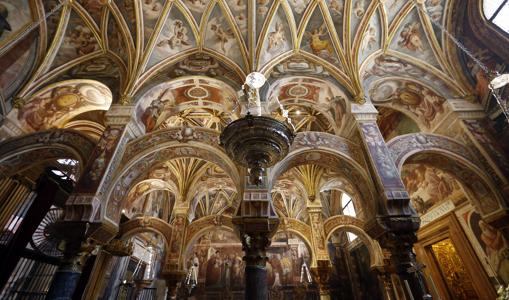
[104,127,241,225]
[119,216,173,251]
[388,133,505,217]
[0,129,96,179]
[278,218,316,266]
[15,79,112,133]
[323,215,384,269]
[133,76,240,133]
[269,131,377,217]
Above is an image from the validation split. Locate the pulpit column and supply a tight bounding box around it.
[352,104,431,300]
[233,172,279,300]
[45,223,96,300]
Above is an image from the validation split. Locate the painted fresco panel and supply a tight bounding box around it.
[184,228,312,297]
[456,205,509,286]
[0,1,32,45]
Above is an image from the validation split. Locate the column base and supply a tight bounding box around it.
[245,265,268,300]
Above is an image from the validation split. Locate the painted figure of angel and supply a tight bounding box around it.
[426,0,443,22]
[267,22,286,52]
[398,22,424,52]
[69,25,98,55]
[329,0,343,16]
[210,22,235,54]
[142,0,164,20]
[157,20,190,49]
[289,0,308,14]
[306,24,334,57]
[353,0,365,18]
[362,25,376,50]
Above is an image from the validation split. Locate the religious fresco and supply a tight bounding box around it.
[259,6,292,67]
[457,206,509,285]
[0,35,37,100]
[137,78,237,132]
[390,10,441,69]
[401,164,463,216]
[369,79,447,129]
[0,1,31,44]
[141,0,165,46]
[148,7,196,69]
[358,8,381,64]
[78,0,107,25]
[184,228,312,294]
[376,106,419,141]
[225,0,247,41]
[205,4,245,69]
[302,6,339,66]
[17,81,112,131]
[52,11,100,68]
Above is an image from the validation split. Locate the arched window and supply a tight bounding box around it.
[483,0,509,33]
[340,193,358,241]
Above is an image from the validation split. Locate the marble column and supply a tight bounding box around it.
[242,232,272,300]
[352,104,431,299]
[45,223,95,300]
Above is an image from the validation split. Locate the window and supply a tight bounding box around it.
[340,193,358,241]
[484,0,509,33]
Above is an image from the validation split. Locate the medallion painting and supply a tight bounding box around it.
[185,228,312,297]
[17,81,112,132]
[369,79,448,129]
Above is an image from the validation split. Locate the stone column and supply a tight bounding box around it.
[63,105,141,227]
[310,260,332,300]
[352,104,431,300]
[233,173,279,300]
[46,105,141,298]
[45,223,96,300]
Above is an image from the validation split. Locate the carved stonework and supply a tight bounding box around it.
[0,129,96,178]
[387,133,481,171]
[323,215,365,238]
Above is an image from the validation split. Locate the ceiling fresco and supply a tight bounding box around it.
[6,0,480,111]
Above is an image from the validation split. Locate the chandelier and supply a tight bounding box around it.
[220,73,295,185]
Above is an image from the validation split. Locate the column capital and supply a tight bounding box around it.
[350,103,379,121]
[446,99,486,120]
[105,104,135,126]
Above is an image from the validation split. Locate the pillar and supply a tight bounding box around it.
[46,105,141,298]
[310,260,332,300]
[352,104,431,300]
[233,171,279,300]
[45,223,95,300]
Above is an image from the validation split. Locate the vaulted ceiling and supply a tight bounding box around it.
[3,0,479,109]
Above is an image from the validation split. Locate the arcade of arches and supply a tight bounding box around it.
[0,0,508,300]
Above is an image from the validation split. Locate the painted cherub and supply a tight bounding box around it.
[157,20,190,49]
[306,23,334,57]
[329,0,343,16]
[210,21,235,54]
[267,22,286,52]
[398,22,424,52]
[362,25,376,50]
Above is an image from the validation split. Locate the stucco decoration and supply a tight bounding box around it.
[104,126,240,225]
[0,129,95,178]
[388,133,505,215]
[16,80,112,132]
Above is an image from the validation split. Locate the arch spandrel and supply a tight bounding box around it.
[270,131,378,217]
[104,127,241,225]
[0,129,96,179]
[324,216,384,269]
[388,133,506,216]
[119,216,174,251]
